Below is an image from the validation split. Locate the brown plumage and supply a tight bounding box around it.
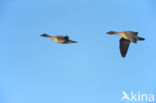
[41,34,77,44]
[107,31,145,57]
[119,38,130,57]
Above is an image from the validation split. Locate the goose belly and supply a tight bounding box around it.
[53,38,67,43]
[118,33,128,39]
[122,34,128,39]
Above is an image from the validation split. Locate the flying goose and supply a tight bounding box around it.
[107,31,145,57]
[41,34,77,44]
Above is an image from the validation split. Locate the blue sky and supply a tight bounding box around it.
[0,0,156,103]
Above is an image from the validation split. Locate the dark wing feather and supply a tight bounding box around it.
[134,32,138,35]
[57,35,69,39]
[119,38,130,57]
[64,35,69,39]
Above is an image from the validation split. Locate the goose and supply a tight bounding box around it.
[107,31,145,57]
[41,34,77,44]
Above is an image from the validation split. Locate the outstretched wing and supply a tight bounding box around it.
[119,38,130,57]
[134,32,138,35]
[64,35,69,39]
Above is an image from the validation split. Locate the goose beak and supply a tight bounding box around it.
[107,32,110,34]
[107,31,114,34]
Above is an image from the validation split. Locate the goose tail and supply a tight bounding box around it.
[138,37,145,40]
[67,40,78,43]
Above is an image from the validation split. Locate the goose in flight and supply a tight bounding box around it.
[41,34,77,44]
[107,31,145,57]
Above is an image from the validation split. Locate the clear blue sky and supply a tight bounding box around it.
[1,0,156,103]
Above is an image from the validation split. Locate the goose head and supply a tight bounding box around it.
[107,31,116,35]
